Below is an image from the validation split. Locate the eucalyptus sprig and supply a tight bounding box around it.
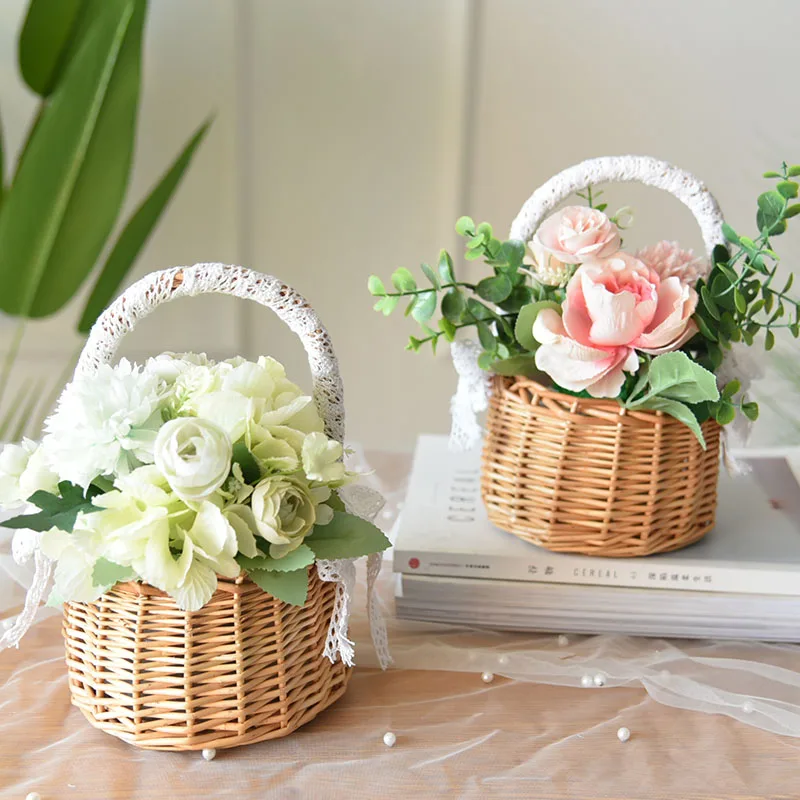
[694,163,800,370]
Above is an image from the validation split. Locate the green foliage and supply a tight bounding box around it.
[633,396,709,449]
[249,567,309,607]
[304,511,391,560]
[92,557,134,587]
[237,544,315,573]
[514,301,560,352]
[3,480,101,532]
[231,442,261,485]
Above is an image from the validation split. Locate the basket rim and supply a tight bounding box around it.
[491,373,721,427]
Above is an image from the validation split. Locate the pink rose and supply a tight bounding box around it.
[636,240,709,285]
[532,253,699,398]
[533,206,621,265]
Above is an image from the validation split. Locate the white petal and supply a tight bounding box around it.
[172,560,218,611]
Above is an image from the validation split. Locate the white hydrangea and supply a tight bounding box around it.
[42,359,165,488]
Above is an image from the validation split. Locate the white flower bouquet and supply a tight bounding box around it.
[0,352,389,611]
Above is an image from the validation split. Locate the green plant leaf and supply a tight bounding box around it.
[634,352,720,405]
[756,190,786,235]
[249,567,309,606]
[367,275,385,295]
[411,290,437,324]
[489,354,545,379]
[777,180,799,199]
[441,289,465,323]
[466,298,492,321]
[455,216,474,236]
[304,511,391,560]
[765,329,776,350]
[231,442,260,484]
[92,557,134,587]
[18,0,93,98]
[700,284,721,320]
[721,379,741,400]
[514,301,560,352]
[742,401,760,421]
[374,295,399,316]
[3,481,101,532]
[721,222,740,244]
[476,321,496,351]
[438,250,455,284]
[77,118,210,332]
[635,396,707,449]
[693,313,718,342]
[714,400,736,426]
[787,166,800,178]
[420,262,440,289]
[0,0,146,319]
[438,317,457,341]
[238,544,315,574]
[391,267,416,292]
[476,274,513,304]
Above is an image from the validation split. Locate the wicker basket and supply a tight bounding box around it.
[60,264,354,750]
[481,156,727,557]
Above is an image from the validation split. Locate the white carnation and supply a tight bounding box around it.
[42,359,164,488]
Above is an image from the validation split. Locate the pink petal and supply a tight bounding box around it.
[581,269,653,346]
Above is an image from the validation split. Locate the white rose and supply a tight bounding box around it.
[154,418,232,502]
[231,475,330,559]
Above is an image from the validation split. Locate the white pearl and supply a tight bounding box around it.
[383,731,397,747]
[481,671,494,684]
[557,635,569,647]
[742,701,754,714]
[26,793,42,800]
[617,726,631,743]
[593,673,606,687]
[580,674,593,688]
[201,748,216,761]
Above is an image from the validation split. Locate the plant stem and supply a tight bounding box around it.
[385,281,476,297]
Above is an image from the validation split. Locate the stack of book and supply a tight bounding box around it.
[393,436,800,642]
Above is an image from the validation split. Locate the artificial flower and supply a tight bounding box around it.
[0,439,58,505]
[532,253,698,397]
[533,206,621,265]
[42,359,164,488]
[524,239,574,286]
[153,417,233,503]
[636,240,709,286]
[301,432,347,484]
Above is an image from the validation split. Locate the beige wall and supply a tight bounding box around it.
[1,0,799,449]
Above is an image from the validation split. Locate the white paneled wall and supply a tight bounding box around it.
[1,0,799,448]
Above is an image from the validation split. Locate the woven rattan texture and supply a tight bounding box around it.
[482,376,721,557]
[63,568,349,751]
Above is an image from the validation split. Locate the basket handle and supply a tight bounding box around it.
[509,155,726,258]
[74,263,345,442]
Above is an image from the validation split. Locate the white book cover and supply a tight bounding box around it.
[392,436,800,596]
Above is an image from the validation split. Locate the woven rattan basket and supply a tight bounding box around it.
[60,264,354,750]
[481,156,726,557]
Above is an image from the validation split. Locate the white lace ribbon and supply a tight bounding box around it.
[318,483,393,670]
[449,339,490,452]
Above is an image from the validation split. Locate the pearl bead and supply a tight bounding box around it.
[557,635,569,647]
[383,731,397,747]
[201,748,216,761]
[481,671,494,684]
[580,674,593,688]
[743,701,754,714]
[617,727,631,743]
[593,673,606,687]
[26,793,42,800]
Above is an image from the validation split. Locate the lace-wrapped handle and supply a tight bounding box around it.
[74,263,345,442]
[509,155,726,258]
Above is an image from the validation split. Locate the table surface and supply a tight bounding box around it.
[3,451,800,799]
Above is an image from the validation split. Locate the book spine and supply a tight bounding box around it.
[392,550,800,596]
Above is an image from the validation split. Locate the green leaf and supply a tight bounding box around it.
[441,289,465,323]
[763,170,782,178]
[694,313,718,342]
[742,401,760,422]
[634,351,720,405]
[92,557,134,587]
[721,222,740,244]
[231,442,260,484]
[464,247,484,261]
[497,239,525,268]
[700,284,721,320]
[438,317,457,342]
[438,250,456,284]
[777,180,799,199]
[0,0,147,319]
[374,295,399,316]
[249,568,309,606]
[787,166,800,178]
[455,216,474,236]
[391,267,416,292]
[733,288,746,314]
[420,263,440,290]
[714,401,736,426]
[765,329,776,351]
[3,481,101,532]
[499,285,533,313]
[477,321,496,351]
[19,0,90,98]
[489,354,545,379]
[477,351,495,370]
[635,396,707,449]
[785,204,800,219]
[756,190,787,235]
[77,118,210,332]
[476,274,513,304]
[367,275,386,296]
[707,342,723,370]
[466,298,492,321]
[411,290,436,323]
[238,544,315,574]
[514,301,560,352]
[305,511,391,560]
[721,379,741,400]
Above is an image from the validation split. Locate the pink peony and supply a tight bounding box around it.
[532,253,699,398]
[533,206,621,265]
[636,240,709,286]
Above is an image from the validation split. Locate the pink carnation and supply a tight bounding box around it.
[636,241,709,286]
